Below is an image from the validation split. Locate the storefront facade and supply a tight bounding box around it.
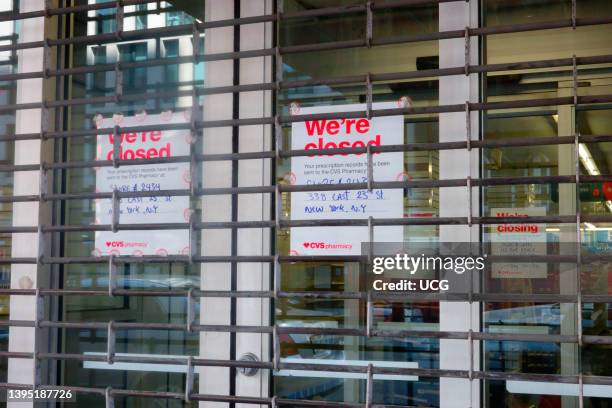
[0,0,610,407]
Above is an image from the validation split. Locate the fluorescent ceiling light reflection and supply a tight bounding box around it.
[578,144,600,176]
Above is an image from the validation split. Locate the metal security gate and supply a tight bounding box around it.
[0,0,610,407]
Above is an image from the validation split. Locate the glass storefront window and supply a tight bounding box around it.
[56,2,204,406]
[277,1,440,405]
[482,0,612,406]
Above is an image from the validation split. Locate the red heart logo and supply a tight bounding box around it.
[303,242,310,248]
[106,241,112,247]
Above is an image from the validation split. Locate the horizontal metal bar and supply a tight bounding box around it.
[0,50,605,112]
[280,94,612,125]
[0,370,610,406]
[0,251,609,265]
[0,174,609,203]
[0,288,607,304]
[0,49,611,122]
[5,351,612,388]
[0,12,608,78]
[0,319,610,344]
[0,0,453,25]
[280,16,612,56]
[0,213,609,234]
[0,92,609,145]
[1,133,610,173]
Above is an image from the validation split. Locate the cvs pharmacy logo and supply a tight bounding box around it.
[303,242,325,249]
[105,241,125,248]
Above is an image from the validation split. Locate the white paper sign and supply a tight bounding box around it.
[490,207,547,278]
[289,102,404,255]
[93,111,191,256]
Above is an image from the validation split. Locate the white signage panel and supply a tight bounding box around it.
[94,111,191,256]
[289,103,404,255]
[490,207,547,278]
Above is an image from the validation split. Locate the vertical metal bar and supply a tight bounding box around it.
[275,184,282,232]
[468,329,473,382]
[114,61,123,101]
[272,324,280,372]
[366,144,373,192]
[273,4,282,402]
[365,72,373,120]
[112,125,121,168]
[366,290,373,338]
[108,254,116,296]
[276,0,284,19]
[105,386,115,408]
[365,362,373,408]
[465,101,471,151]
[273,254,280,299]
[572,0,577,30]
[33,289,43,389]
[190,21,200,145]
[185,356,194,402]
[578,373,584,408]
[106,321,116,364]
[572,55,578,107]
[464,27,470,76]
[367,215,374,265]
[36,224,45,266]
[365,1,373,48]
[467,176,473,227]
[188,211,196,264]
[44,0,53,18]
[466,8,475,406]
[186,288,195,333]
[111,188,119,233]
[115,0,124,40]
[573,51,584,408]
[42,38,52,80]
[275,116,283,160]
[188,19,199,264]
[39,163,48,203]
[230,3,241,402]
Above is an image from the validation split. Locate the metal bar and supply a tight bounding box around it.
[1,50,609,106]
[0,49,609,98]
[0,54,611,128]
[0,288,610,302]
[0,212,609,234]
[0,13,610,68]
[365,363,373,408]
[0,0,482,25]
[1,174,610,203]
[0,349,611,377]
[1,319,612,344]
[1,134,611,173]
[1,251,610,265]
[5,92,610,134]
[108,254,117,297]
[0,288,610,304]
[106,321,116,364]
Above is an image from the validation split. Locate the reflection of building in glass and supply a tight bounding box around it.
[86,1,201,115]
